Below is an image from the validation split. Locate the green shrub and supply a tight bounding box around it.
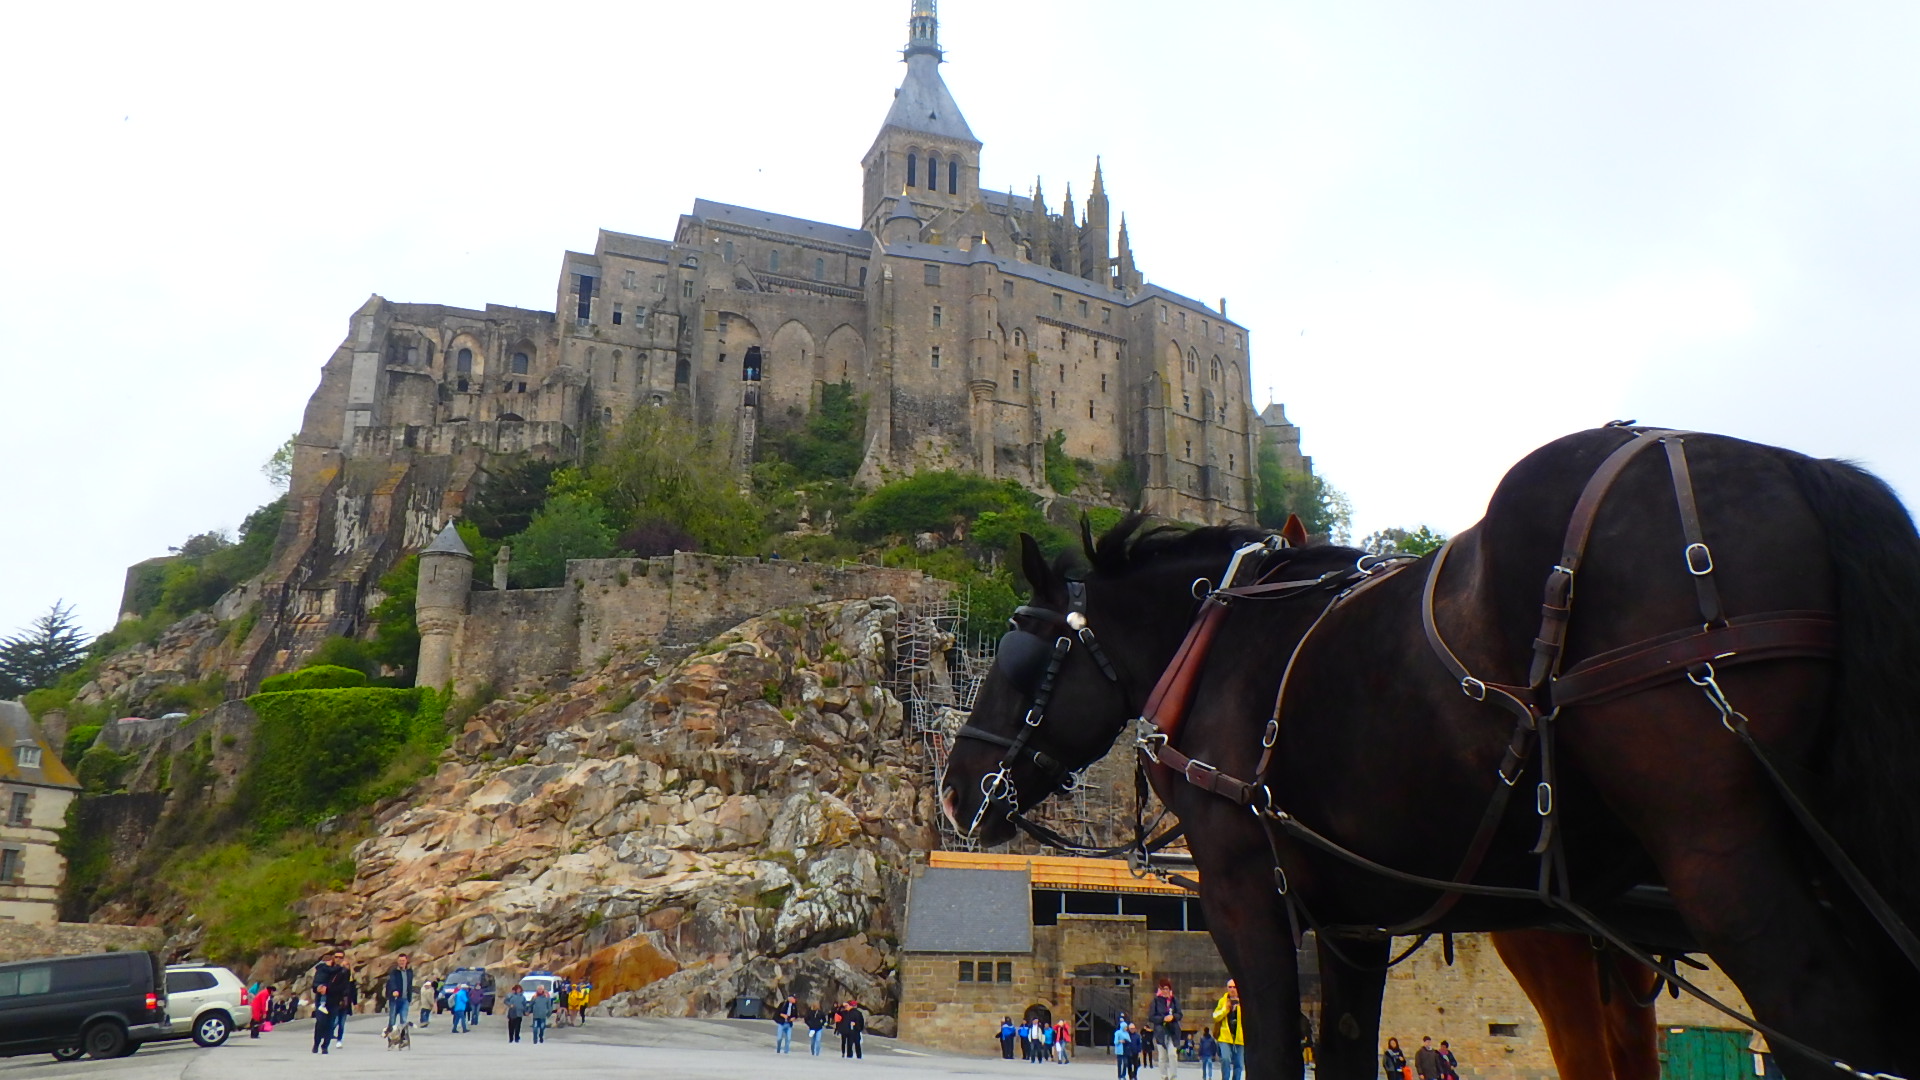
[1043,430,1079,494]
[303,636,381,680]
[383,921,421,951]
[843,472,1041,542]
[76,745,137,794]
[61,724,102,766]
[159,834,357,964]
[241,687,446,831]
[258,665,368,693]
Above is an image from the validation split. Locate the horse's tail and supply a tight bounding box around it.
[1783,451,1920,924]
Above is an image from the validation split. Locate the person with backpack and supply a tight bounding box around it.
[451,984,471,1034]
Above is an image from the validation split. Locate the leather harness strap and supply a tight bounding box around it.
[1661,436,1728,630]
[1551,612,1838,707]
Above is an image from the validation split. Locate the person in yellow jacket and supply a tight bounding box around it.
[568,984,590,1024]
[1211,980,1244,1080]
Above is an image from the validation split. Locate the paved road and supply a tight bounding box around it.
[0,1015,1121,1079]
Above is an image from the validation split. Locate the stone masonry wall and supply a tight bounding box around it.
[0,921,163,959]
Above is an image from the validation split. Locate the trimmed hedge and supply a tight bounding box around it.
[242,687,444,830]
[257,665,368,693]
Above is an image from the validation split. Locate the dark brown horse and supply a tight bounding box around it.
[942,427,1920,1080]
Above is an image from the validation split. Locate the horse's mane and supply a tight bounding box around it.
[1069,512,1278,579]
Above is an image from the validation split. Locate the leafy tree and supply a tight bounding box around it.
[504,494,618,587]
[591,406,764,554]
[1255,443,1353,543]
[1360,526,1448,557]
[368,555,421,678]
[1043,430,1079,495]
[842,471,1049,542]
[132,497,287,620]
[465,458,562,540]
[261,435,296,491]
[617,518,697,558]
[761,381,867,482]
[0,602,91,698]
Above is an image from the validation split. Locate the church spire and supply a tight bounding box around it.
[905,0,942,61]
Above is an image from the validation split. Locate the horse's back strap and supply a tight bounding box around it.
[1551,612,1837,708]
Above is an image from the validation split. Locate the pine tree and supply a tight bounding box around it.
[0,602,91,698]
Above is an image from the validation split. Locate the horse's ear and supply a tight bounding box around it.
[1080,515,1098,563]
[1018,533,1051,594]
[1280,514,1309,548]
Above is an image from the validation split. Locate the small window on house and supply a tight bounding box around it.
[1234,332,1243,349]
[932,305,943,328]
[949,159,959,194]
[931,346,941,369]
[996,962,1013,983]
[1102,307,1112,324]
[1014,329,1025,348]
[633,307,647,327]
[908,153,918,188]
[576,274,595,324]
[1101,373,1108,392]
[1002,280,1013,297]
[1094,341,1101,359]
[517,381,527,393]
[769,250,780,272]
[927,154,939,189]
[1211,358,1223,381]
[1011,369,1021,389]
[1159,305,1169,323]
[683,279,695,298]
[7,791,28,825]
[624,269,637,288]
[723,240,734,263]
[1202,320,1210,336]
[456,348,473,374]
[613,304,624,326]
[814,257,825,280]
[0,848,21,884]
[655,274,666,294]
[1187,352,1198,373]
[1218,326,1227,344]
[924,264,941,286]
[612,351,621,383]
[1052,293,1063,311]
[957,961,974,982]
[1180,311,1188,329]
[511,352,529,375]
[7,747,32,770]
[1077,299,1089,318]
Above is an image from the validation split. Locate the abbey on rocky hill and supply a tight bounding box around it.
[302,0,1307,533]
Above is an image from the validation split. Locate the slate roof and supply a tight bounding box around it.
[880,54,977,144]
[0,700,79,789]
[691,200,872,250]
[423,522,472,557]
[902,867,1033,953]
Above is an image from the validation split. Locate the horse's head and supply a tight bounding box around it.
[942,514,1313,845]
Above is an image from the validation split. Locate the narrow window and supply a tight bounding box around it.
[1002,280,1012,297]
[1059,331,1067,350]
[957,960,973,982]
[1212,358,1223,380]
[633,307,647,327]
[1052,293,1063,311]
[924,264,941,286]
[7,792,28,826]
[1185,439,1193,458]
[908,153,918,188]
[1058,363,1065,382]
[612,303,623,326]
[1218,405,1227,423]
[859,266,869,287]
[1102,307,1112,325]
[624,269,637,288]
[456,348,473,375]
[928,154,939,189]
[723,240,734,262]
[1188,351,1198,373]
[814,257,825,280]
[932,305,943,328]
[1087,400,1095,419]
[576,274,595,324]
[1094,341,1102,359]
[1203,319,1210,336]
[511,352,529,375]
[1014,329,1025,348]
[996,962,1013,984]
[1489,1024,1520,1037]
[931,346,941,368]
[1229,453,1236,470]
[1050,391,1057,408]
[683,279,695,298]
[517,381,526,393]
[1159,305,1169,323]
[0,848,19,884]
[611,351,621,383]
[654,274,666,294]
[769,250,780,272]
[1183,392,1192,411]
[1235,332,1243,349]
[1012,369,1021,389]
[1101,373,1108,392]
[1078,299,1089,318]
[1180,311,1188,329]
[949,159,959,194]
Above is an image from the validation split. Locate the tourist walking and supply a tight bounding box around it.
[332,959,356,1044]
[465,981,481,1030]
[839,999,866,1059]
[1198,1031,1218,1080]
[1211,980,1244,1080]
[1438,1040,1460,1080]
[451,984,472,1033]
[420,977,437,1027]
[1054,1018,1073,1063]
[384,953,415,1034]
[1152,979,1182,1078]
[505,984,528,1043]
[249,985,274,1038]
[310,949,350,1054]
[807,1003,827,1055]
[999,1016,1018,1059]
[529,986,554,1044]
[775,994,799,1053]
[1383,1037,1408,1080]
[1415,1037,1441,1080]
[1114,1022,1133,1080]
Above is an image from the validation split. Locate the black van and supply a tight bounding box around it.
[0,951,170,1060]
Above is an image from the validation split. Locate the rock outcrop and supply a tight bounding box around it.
[275,597,933,1031]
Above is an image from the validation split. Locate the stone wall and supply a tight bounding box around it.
[0,920,163,958]
[452,553,941,691]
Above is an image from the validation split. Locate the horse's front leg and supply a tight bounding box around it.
[1313,935,1389,1080]
[1196,856,1303,1080]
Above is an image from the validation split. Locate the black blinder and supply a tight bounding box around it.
[995,629,1056,695]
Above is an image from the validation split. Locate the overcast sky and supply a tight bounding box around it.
[4,0,1916,641]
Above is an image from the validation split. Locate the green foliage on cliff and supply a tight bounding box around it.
[258,665,368,693]
[1255,443,1352,543]
[241,687,446,832]
[76,745,138,794]
[128,497,288,620]
[1043,430,1079,495]
[506,493,619,588]
[159,833,358,964]
[591,408,765,554]
[762,381,867,483]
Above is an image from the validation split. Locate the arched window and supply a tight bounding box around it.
[814,257,825,280]
[675,357,691,385]
[769,250,780,272]
[907,153,918,188]
[511,352,529,375]
[948,159,958,194]
[456,348,473,375]
[928,154,940,189]
[743,346,763,382]
[1210,357,1223,381]
[1014,329,1025,348]
[1187,349,1198,374]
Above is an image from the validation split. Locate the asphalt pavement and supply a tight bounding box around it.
[0,1014,1124,1079]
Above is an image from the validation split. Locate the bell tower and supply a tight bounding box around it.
[861,0,982,233]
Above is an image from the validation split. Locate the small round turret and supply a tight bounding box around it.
[414,522,473,688]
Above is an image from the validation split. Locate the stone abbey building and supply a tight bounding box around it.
[300,0,1301,530]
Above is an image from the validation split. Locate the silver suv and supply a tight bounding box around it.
[160,966,246,1047]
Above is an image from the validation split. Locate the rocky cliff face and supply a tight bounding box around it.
[274,597,934,1031]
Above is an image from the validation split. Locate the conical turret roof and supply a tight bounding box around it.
[423,522,472,558]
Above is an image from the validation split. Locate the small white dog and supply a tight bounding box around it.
[385,1022,413,1050]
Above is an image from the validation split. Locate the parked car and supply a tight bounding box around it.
[158,965,246,1047]
[0,951,169,1061]
[437,967,496,1014]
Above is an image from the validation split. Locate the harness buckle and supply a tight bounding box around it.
[1261,718,1280,748]
[1497,763,1521,788]
[1461,677,1488,702]
[1684,542,1714,576]
[1023,707,1045,728]
[1536,781,1554,817]
[1183,758,1219,787]
[1190,578,1213,600]
[1134,717,1168,762]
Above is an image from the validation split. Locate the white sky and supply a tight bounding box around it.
[3,0,1916,640]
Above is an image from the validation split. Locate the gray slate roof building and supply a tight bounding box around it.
[903,867,1033,953]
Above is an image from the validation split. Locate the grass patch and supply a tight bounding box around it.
[159,831,359,964]
[383,921,421,951]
